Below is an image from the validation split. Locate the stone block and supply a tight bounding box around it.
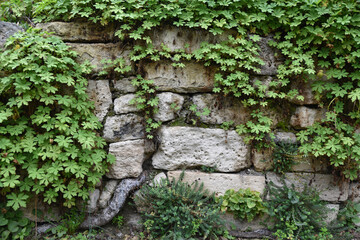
[22,199,60,222]
[222,213,268,232]
[147,25,233,52]
[99,180,119,208]
[167,171,266,196]
[67,43,133,74]
[144,61,214,93]
[87,189,100,213]
[0,21,23,49]
[106,139,146,179]
[290,106,326,128]
[192,94,249,125]
[112,77,137,93]
[36,22,115,42]
[289,79,320,105]
[154,92,184,122]
[291,157,328,173]
[325,204,339,224]
[114,94,139,114]
[149,172,167,187]
[273,132,297,144]
[257,36,282,76]
[252,148,273,172]
[153,126,251,172]
[87,80,112,122]
[103,114,144,142]
[266,172,349,202]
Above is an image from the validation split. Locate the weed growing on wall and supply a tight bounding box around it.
[0,29,115,209]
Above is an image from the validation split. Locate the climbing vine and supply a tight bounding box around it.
[2,0,360,181]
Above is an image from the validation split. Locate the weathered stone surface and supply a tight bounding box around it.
[147,26,233,52]
[325,204,339,224]
[87,189,100,213]
[22,200,60,222]
[0,21,23,49]
[149,172,167,187]
[106,140,146,179]
[112,77,137,93]
[167,171,266,196]
[290,79,319,105]
[36,22,115,42]
[349,182,360,202]
[273,132,297,144]
[252,148,273,172]
[257,36,282,76]
[67,43,133,74]
[291,157,328,173]
[87,80,112,122]
[153,127,251,172]
[144,61,214,93]
[192,94,249,125]
[290,106,326,128]
[266,172,349,202]
[99,180,119,209]
[154,92,184,122]
[222,213,268,232]
[103,114,144,142]
[114,94,139,114]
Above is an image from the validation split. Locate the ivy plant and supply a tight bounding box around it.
[0,29,115,209]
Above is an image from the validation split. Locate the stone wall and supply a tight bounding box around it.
[5,21,359,237]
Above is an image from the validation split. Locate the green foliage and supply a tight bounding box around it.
[200,165,216,173]
[329,201,360,239]
[112,215,124,228]
[0,203,33,240]
[188,104,210,126]
[266,180,332,240]
[272,142,299,174]
[0,29,114,209]
[217,188,267,222]
[4,0,360,179]
[134,172,226,239]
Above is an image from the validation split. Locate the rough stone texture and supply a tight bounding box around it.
[167,171,266,196]
[291,157,328,173]
[266,172,349,202]
[222,213,269,232]
[144,61,214,93]
[112,77,137,93]
[36,22,115,42]
[325,204,339,224]
[87,80,112,122]
[153,126,251,172]
[114,94,139,114]
[147,26,233,52]
[290,106,326,128]
[349,182,360,202]
[257,36,282,76]
[273,132,297,144]
[67,43,133,74]
[22,200,60,222]
[99,180,119,209]
[149,172,167,187]
[192,94,249,125]
[0,21,23,49]
[103,114,144,142]
[290,79,319,105]
[106,140,146,179]
[87,189,100,213]
[154,92,184,122]
[251,148,273,172]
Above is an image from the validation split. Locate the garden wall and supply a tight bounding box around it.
[3,20,359,238]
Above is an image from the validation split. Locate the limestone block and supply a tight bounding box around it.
[349,182,360,202]
[0,21,23,49]
[291,157,328,173]
[103,114,144,142]
[222,213,268,232]
[192,94,249,125]
[99,180,119,208]
[106,140,146,179]
[147,26,233,52]
[257,36,282,76]
[273,132,297,144]
[290,79,319,105]
[22,199,60,222]
[112,77,137,93]
[266,172,349,202]
[114,94,139,114]
[149,172,167,187]
[290,106,326,128]
[36,22,115,42]
[252,148,273,172]
[167,171,266,196]
[153,126,251,172]
[325,204,339,224]
[154,92,184,122]
[87,189,100,213]
[87,80,112,122]
[144,61,214,93]
[67,43,133,74]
